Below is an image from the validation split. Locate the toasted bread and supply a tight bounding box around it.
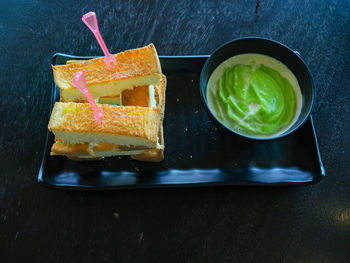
[48,102,161,147]
[59,126,164,161]
[52,44,162,102]
[51,140,147,160]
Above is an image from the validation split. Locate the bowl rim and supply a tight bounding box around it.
[199,36,316,141]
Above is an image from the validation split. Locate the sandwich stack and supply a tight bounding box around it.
[48,44,166,161]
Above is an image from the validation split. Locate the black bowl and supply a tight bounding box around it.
[200,37,315,140]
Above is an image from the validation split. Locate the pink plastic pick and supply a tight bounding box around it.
[82,11,117,69]
[72,71,105,125]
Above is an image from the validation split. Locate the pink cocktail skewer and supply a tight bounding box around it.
[82,11,117,69]
[72,71,105,125]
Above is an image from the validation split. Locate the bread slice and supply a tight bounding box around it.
[62,126,164,161]
[66,60,83,65]
[52,44,162,102]
[48,102,160,147]
[51,139,146,160]
[92,143,146,157]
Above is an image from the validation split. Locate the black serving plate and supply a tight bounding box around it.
[38,54,325,190]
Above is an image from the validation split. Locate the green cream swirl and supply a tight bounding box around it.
[211,63,297,136]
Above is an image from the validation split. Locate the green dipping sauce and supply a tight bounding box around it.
[207,54,301,138]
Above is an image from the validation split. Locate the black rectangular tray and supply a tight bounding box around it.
[38,54,325,189]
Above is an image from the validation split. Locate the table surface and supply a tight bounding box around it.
[0,0,349,262]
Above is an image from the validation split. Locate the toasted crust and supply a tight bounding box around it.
[53,44,162,102]
[67,156,103,161]
[48,102,160,146]
[66,60,83,65]
[156,75,166,118]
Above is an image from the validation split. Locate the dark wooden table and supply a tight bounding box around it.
[1,0,349,262]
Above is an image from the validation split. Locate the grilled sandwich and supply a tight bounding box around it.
[48,45,166,162]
